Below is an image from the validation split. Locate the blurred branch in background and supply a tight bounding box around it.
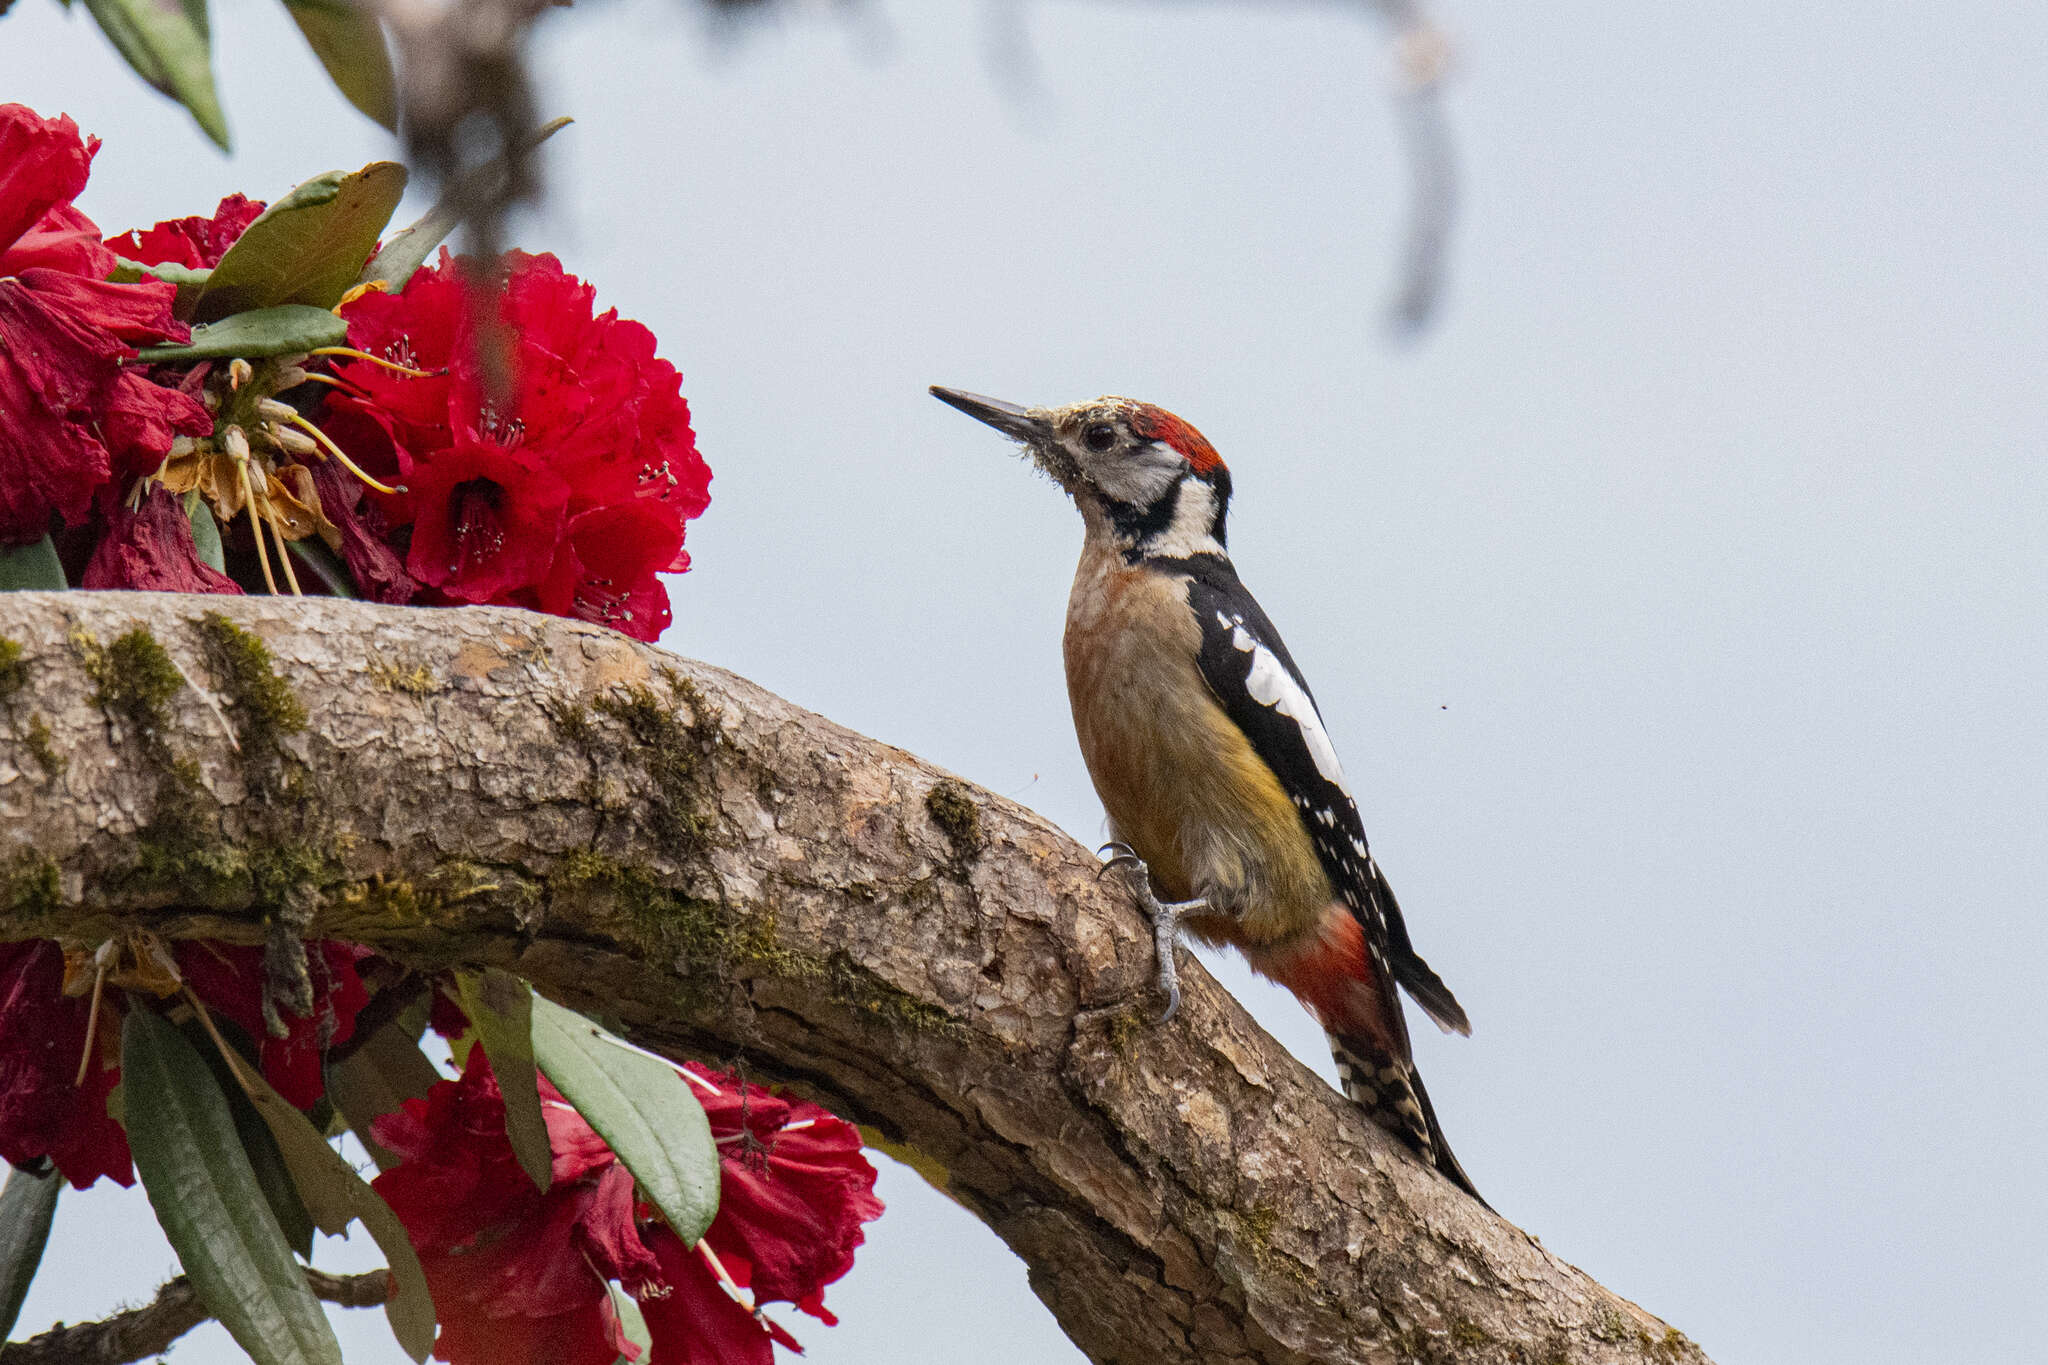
[1,1269,390,1365]
[28,0,1463,337]
[1369,0,1458,334]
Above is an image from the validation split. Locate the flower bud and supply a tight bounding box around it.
[221,425,252,462]
[227,358,254,390]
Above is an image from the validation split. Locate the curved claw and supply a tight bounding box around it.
[1093,846,1198,1023]
[1095,841,1142,880]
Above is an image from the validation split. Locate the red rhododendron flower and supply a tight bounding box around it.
[173,941,371,1108]
[637,1234,792,1365]
[81,484,241,593]
[688,1064,885,1314]
[536,500,685,639]
[0,941,132,1189]
[373,1032,880,1365]
[304,454,417,604]
[0,105,103,277]
[100,367,214,482]
[399,441,571,603]
[105,192,265,270]
[0,105,207,544]
[373,1050,651,1365]
[329,250,708,638]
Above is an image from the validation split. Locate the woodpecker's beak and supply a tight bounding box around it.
[929,386,1050,445]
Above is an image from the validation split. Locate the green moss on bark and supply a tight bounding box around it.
[0,637,63,778]
[925,779,983,860]
[588,669,724,850]
[0,638,25,700]
[2,851,61,921]
[196,612,307,753]
[77,626,185,750]
[548,850,953,1032]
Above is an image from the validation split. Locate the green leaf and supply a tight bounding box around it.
[230,1075,318,1259]
[181,1017,315,1260]
[282,0,397,133]
[79,0,229,150]
[186,492,227,572]
[0,536,68,591]
[359,117,573,292]
[286,537,357,598]
[122,1008,342,1365]
[0,1163,60,1341]
[530,992,720,1245]
[137,304,349,362]
[608,1283,652,1365]
[325,1021,441,1172]
[209,1025,437,1364]
[194,162,409,322]
[454,971,551,1191]
[109,255,212,321]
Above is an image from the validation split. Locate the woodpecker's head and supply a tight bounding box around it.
[930,387,1232,560]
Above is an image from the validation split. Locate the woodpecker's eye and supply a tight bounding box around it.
[1082,424,1117,453]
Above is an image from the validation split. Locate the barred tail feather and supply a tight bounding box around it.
[1327,1031,1486,1206]
[1249,905,1484,1204]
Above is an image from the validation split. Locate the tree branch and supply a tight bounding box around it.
[0,594,1707,1365]
[1,1269,389,1365]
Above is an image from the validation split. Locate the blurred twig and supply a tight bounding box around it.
[372,0,562,395]
[1369,0,1458,335]
[1,1269,390,1365]
[364,0,1459,338]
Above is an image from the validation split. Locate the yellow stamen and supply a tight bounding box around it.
[695,1240,747,1297]
[693,1242,791,1342]
[308,346,441,379]
[268,500,304,597]
[334,279,390,311]
[235,450,280,595]
[183,988,262,1096]
[282,411,405,496]
[244,465,304,597]
[74,962,106,1087]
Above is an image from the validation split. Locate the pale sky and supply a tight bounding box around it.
[4,3,2045,1363]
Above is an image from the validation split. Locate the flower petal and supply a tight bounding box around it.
[0,104,99,269]
[106,192,265,269]
[401,442,568,602]
[81,484,242,593]
[0,941,134,1189]
[638,1231,779,1365]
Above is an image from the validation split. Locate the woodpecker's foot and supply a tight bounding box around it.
[1096,846,1203,1024]
[1095,841,1141,878]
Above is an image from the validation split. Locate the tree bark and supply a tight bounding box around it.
[0,593,1708,1365]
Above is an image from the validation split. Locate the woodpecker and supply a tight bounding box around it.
[932,386,1480,1200]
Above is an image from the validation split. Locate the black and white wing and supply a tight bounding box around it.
[1179,556,1469,1037]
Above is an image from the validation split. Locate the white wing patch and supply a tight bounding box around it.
[1229,623,1354,799]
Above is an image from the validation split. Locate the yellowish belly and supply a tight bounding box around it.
[1062,555,1330,948]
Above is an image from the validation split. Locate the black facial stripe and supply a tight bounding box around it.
[1207,465,1231,549]
[1102,472,1184,548]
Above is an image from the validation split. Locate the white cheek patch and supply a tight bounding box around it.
[1089,445,1181,507]
[1231,626,1354,798]
[1148,480,1224,559]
